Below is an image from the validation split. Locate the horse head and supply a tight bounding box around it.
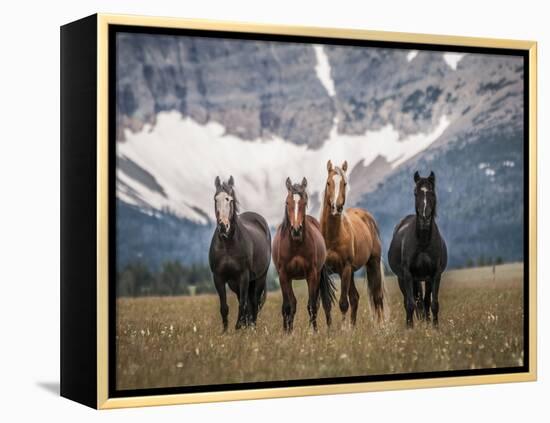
[214,175,238,239]
[413,171,437,232]
[325,160,348,216]
[285,177,308,241]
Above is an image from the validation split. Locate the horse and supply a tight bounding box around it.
[320,160,386,325]
[272,177,336,332]
[208,176,272,331]
[388,171,447,328]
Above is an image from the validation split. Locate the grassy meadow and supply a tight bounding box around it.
[116,263,524,390]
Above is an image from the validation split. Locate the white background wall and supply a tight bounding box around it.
[0,0,547,420]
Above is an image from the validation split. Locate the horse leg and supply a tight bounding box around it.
[431,273,441,327]
[366,256,384,323]
[235,273,250,330]
[414,281,424,320]
[320,270,333,329]
[349,273,360,326]
[280,273,296,332]
[250,274,267,326]
[247,280,258,328]
[213,274,229,332]
[339,264,352,322]
[402,269,415,328]
[423,280,432,322]
[306,270,320,332]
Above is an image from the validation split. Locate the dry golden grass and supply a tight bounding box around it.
[116,263,524,390]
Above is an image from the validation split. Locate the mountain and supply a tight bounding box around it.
[359,129,524,268]
[116,33,334,147]
[115,33,524,272]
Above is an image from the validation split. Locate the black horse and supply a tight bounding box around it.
[208,176,272,331]
[388,171,447,328]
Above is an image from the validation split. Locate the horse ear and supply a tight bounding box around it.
[228,175,234,187]
[302,177,308,189]
[414,171,420,183]
[327,160,333,172]
[215,176,221,189]
[342,161,348,172]
[286,177,292,191]
[428,171,435,186]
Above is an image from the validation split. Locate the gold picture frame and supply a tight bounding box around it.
[60,13,537,409]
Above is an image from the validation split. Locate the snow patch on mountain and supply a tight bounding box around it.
[407,50,419,62]
[443,53,465,70]
[117,111,450,227]
[313,45,336,97]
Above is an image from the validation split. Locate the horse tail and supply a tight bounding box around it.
[320,265,337,311]
[380,260,390,321]
[366,260,390,323]
[258,282,267,311]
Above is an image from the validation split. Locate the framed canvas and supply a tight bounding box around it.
[60,13,537,409]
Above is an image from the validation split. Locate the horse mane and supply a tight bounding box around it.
[427,183,437,218]
[281,206,290,232]
[334,166,348,183]
[323,166,350,203]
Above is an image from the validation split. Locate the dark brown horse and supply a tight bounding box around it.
[272,177,336,332]
[320,160,386,325]
[209,176,271,331]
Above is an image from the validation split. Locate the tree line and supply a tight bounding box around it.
[117,259,280,297]
[464,255,504,268]
[117,254,508,298]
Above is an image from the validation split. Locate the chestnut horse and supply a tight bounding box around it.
[320,160,386,324]
[272,177,336,332]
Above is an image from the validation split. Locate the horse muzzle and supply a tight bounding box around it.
[218,222,230,237]
[290,225,303,240]
[417,216,431,231]
[331,204,343,215]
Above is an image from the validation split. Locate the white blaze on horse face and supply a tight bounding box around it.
[293,194,300,225]
[421,187,428,217]
[215,192,233,227]
[332,173,342,212]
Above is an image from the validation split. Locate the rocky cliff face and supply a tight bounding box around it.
[118,34,523,150]
[326,48,523,141]
[116,33,334,147]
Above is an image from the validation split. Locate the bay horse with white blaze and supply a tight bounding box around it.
[320,160,386,325]
[272,177,336,332]
[209,176,272,331]
[388,171,447,328]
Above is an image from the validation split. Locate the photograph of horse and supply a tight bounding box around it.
[388,171,448,328]
[208,176,272,331]
[272,177,336,332]
[113,30,527,391]
[320,160,386,325]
